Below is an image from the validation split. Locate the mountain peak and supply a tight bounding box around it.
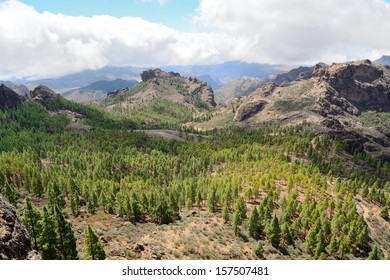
[0,84,25,109]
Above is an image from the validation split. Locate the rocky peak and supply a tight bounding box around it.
[30,85,60,108]
[0,84,25,109]
[0,195,40,260]
[319,60,390,112]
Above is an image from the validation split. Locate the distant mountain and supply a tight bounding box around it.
[373,55,390,65]
[21,66,143,90]
[215,78,263,105]
[162,61,284,86]
[62,79,139,103]
[0,81,30,96]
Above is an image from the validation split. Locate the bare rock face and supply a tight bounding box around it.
[199,83,217,107]
[324,60,390,112]
[30,85,60,108]
[0,195,39,260]
[0,84,25,109]
[141,69,159,82]
[234,100,268,122]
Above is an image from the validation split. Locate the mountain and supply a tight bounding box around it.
[21,66,143,90]
[374,55,390,65]
[162,61,284,86]
[0,81,30,96]
[198,59,390,160]
[215,78,263,105]
[0,84,25,109]
[102,69,216,128]
[62,79,139,103]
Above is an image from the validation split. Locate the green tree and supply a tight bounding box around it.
[222,204,229,224]
[247,207,261,240]
[267,216,281,248]
[233,209,242,236]
[368,244,381,260]
[379,206,389,221]
[84,225,106,260]
[21,197,42,250]
[54,206,79,260]
[40,206,58,260]
[254,241,264,259]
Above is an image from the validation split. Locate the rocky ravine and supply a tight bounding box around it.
[0,195,40,260]
[231,60,390,160]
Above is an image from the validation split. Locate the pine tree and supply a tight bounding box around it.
[21,197,42,250]
[379,206,389,220]
[222,204,229,224]
[70,193,80,217]
[254,241,264,259]
[267,216,281,248]
[368,244,380,260]
[234,197,247,220]
[84,225,106,260]
[54,206,78,260]
[281,223,294,246]
[247,207,260,240]
[233,209,242,236]
[40,206,58,260]
[207,187,217,213]
[3,182,19,207]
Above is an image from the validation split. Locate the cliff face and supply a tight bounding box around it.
[0,84,25,109]
[231,59,390,159]
[0,195,40,260]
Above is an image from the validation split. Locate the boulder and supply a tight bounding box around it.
[234,100,268,122]
[0,195,39,260]
[30,85,60,108]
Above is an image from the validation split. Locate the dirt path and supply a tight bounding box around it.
[137,129,208,142]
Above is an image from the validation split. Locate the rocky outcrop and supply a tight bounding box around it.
[107,87,130,98]
[234,100,268,122]
[274,66,314,85]
[0,195,40,260]
[0,84,25,109]
[323,60,390,112]
[30,85,61,108]
[141,69,159,82]
[198,83,217,107]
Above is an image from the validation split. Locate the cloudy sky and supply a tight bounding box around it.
[1,0,390,80]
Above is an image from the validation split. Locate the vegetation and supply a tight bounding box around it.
[0,101,389,260]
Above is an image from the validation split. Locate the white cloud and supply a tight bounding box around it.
[1,0,390,79]
[195,0,390,65]
[0,0,227,79]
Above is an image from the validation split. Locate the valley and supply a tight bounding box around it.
[1,58,390,261]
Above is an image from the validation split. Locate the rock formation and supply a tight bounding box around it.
[30,85,61,108]
[0,84,25,109]
[0,195,40,260]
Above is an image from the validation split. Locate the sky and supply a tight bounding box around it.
[1,0,390,80]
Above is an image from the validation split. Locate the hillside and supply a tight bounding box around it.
[101,69,216,128]
[0,65,389,261]
[197,60,390,160]
[215,78,263,105]
[62,79,139,103]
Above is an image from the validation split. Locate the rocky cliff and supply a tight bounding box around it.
[30,85,61,108]
[0,84,25,109]
[0,195,40,260]
[231,59,390,159]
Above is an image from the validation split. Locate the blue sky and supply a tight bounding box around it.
[19,0,200,31]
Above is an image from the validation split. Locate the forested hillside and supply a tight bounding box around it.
[0,93,389,259]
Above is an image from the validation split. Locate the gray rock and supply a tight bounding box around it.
[234,100,268,122]
[0,195,39,260]
[0,84,25,109]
